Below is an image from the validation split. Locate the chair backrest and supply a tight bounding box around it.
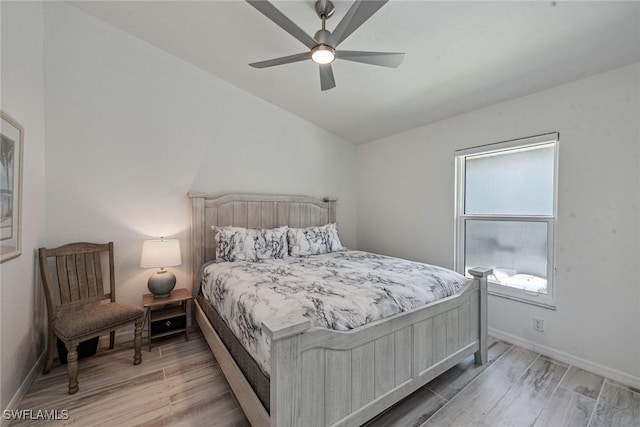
[39,242,116,319]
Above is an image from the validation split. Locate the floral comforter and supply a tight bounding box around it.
[200,250,468,376]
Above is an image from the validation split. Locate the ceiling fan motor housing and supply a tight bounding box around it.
[314,28,332,45]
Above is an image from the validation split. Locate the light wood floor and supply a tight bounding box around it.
[14,331,640,426]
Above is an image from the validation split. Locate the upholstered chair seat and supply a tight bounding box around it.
[54,303,143,341]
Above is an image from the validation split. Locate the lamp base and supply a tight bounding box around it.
[148,270,176,299]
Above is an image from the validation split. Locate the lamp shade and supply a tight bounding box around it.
[140,238,182,268]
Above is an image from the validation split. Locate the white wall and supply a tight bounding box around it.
[357,63,640,385]
[4,0,637,409]
[43,2,357,308]
[0,1,47,413]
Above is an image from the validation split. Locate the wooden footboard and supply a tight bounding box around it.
[262,268,491,427]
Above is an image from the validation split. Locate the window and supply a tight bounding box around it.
[455,133,558,308]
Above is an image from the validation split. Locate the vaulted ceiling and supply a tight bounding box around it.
[71,1,640,144]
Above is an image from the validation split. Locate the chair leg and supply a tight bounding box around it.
[133,317,142,365]
[65,341,80,394]
[109,330,115,349]
[42,329,57,375]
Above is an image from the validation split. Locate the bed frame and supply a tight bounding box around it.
[189,192,490,427]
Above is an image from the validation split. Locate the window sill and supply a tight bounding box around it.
[488,290,557,310]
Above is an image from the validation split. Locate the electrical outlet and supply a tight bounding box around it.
[533,318,544,332]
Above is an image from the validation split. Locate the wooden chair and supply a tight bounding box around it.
[38,242,143,394]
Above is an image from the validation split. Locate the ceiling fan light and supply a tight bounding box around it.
[311,45,335,64]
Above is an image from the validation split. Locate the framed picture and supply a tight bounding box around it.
[1,111,24,263]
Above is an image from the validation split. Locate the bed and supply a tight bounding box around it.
[189,193,491,427]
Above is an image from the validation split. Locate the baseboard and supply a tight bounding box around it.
[489,327,640,390]
[1,351,45,427]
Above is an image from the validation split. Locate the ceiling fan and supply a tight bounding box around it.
[246,0,405,91]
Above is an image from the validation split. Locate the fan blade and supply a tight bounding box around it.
[250,52,312,68]
[336,50,405,68]
[319,64,336,91]
[329,0,388,47]
[246,1,317,49]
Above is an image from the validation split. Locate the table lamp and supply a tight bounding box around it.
[140,237,182,298]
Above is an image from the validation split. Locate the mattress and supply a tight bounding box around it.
[199,249,468,378]
[197,295,271,411]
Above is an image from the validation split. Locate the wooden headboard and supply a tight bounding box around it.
[188,193,337,295]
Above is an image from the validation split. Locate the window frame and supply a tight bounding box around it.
[454,133,559,309]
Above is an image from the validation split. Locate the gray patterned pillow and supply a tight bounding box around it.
[288,223,344,257]
[213,226,288,262]
[255,227,288,260]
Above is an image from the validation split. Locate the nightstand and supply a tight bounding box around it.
[142,288,192,351]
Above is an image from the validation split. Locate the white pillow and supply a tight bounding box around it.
[213,226,288,262]
[287,223,344,257]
